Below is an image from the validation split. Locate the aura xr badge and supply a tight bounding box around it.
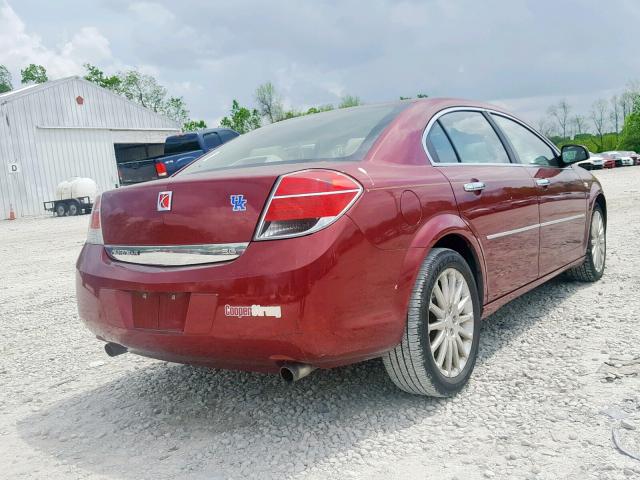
[230,194,247,212]
[157,191,172,211]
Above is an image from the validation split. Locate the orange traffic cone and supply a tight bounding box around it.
[8,204,16,220]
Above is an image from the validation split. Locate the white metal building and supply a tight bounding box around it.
[0,76,180,217]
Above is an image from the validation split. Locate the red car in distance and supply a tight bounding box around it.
[600,152,624,168]
[602,157,616,169]
[76,99,606,396]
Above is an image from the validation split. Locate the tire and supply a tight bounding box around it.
[55,203,67,217]
[565,205,606,282]
[68,201,79,216]
[383,248,481,397]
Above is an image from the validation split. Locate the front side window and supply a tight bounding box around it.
[179,103,409,175]
[438,111,510,164]
[491,114,558,167]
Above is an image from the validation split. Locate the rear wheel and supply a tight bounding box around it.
[55,203,67,217]
[565,205,606,282]
[383,248,481,396]
[68,201,79,216]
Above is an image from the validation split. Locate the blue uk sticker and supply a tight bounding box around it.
[230,194,247,212]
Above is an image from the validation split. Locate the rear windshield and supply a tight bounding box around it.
[164,134,201,155]
[178,103,408,175]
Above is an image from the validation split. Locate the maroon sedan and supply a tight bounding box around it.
[77,99,606,396]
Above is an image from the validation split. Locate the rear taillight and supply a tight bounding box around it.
[155,161,168,177]
[254,169,363,240]
[86,195,103,245]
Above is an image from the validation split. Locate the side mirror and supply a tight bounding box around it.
[561,144,589,164]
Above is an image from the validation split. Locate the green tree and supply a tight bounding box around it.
[117,71,190,124]
[220,99,261,134]
[552,132,618,153]
[117,70,167,111]
[162,96,189,125]
[83,63,121,90]
[21,64,48,84]
[0,65,12,93]
[338,94,361,108]
[254,81,283,123]
[618,112,640,152]
[183,119,207,132]
[271,103,335,122]
[83,65,190,124]
[305,104,334,115]
[280,109,301,120]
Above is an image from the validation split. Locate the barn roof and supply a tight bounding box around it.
[0,77,79,102]
[0,76,179,129]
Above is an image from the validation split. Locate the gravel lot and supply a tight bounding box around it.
[1,168,640,480]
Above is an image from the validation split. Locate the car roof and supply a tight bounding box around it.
[360,98,526,165]
[201,127,236,134]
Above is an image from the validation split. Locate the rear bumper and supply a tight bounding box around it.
[76,216,411,372]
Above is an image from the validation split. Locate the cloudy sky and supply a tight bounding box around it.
[1,0,638,127]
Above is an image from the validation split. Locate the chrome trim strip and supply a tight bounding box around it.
[421,106,562,167]
[273,189,361,199]
[539,213,585,228]
[486,223,540,240]
[253,169,364,241]
[105,243,248,267]
[486,213,586,240]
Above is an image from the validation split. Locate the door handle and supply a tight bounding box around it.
[536,178,550,187]
[463,181,486,192]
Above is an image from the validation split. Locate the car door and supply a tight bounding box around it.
[490,114,588,276]
[425,110,540,302]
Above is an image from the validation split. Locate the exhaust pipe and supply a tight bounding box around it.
[279,363,316,383]
[104,342,128,357]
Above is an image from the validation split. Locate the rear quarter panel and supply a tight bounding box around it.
[345,101,488,319]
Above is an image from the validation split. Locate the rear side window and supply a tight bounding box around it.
[439,111,510,164]
[426,122,458,163]
[203,132,222,149]
[219,130,238,143]
[491,114,558,167]
[179,103,409,175]
[164,134,201,155]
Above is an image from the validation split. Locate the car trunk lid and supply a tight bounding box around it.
[100,168,285,246]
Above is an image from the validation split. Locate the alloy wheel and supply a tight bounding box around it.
[591,210,605,273]
[428,268,474,378]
